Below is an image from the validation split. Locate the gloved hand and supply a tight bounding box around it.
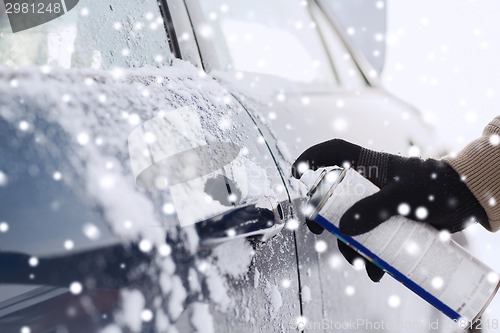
[292,139,488,282]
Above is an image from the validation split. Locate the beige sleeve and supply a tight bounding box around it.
[443,116,500,231]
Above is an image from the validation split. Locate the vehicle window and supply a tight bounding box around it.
[0,0,171,69]
[320,0,387,74]
[193,0,335,85]
[0,117,118,257]
[312,3,366,89]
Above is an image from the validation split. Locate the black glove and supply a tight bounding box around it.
[293,139,488,282]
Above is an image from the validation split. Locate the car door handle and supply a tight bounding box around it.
[195,196,286,246]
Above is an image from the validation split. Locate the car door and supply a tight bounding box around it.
[172,0,454,332]
[0,1,298,333]
[162,2,304,332]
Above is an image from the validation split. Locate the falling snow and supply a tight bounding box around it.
[0,170,7,186]
[83,223,101,240]
[431,276,444,289]
[489,134,500,146]
[64,239,74,250]
[415,206,428,220]
[387,294,401,308]
[140,309,153,322]
[69,281,83,295]
[28,257,39,267]
[286,218,299,230]
[139,239,153,253]
[0,221,9,233]
[345,285,356,296]
[315,240,328,253]
[397,203,411,216]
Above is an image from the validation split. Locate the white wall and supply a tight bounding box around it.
[382,1,500,330]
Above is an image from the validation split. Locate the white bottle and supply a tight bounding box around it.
[301,167,500,326]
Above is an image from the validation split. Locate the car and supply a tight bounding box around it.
[0,0,461,332]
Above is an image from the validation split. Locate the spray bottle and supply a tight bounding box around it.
[301,166,499,326]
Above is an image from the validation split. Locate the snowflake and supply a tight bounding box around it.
[314,240,327,253]
[388,294,401,308]
[0,221,9,233]
[0,170,7,187]
[374,33,384,42]
[83,223,101,240]
[345,285,356,296]
[487,272,499,284]
[128,113,141,125]
[28,257,39,267]
[64,239,74,250]
[158,244,172,257]
[162,203,175,215]
[209,12,218,21]
[415,206,428,220]
[77,132,90,145]
[69,281,83,295]
[408,145,421,157]
[141,309,154,322]
[281,279,292,289]
[296,316,308,330]
[329,254,343,269]
[397,203,410,216]
[489,134,500,146]
[294,21,303,30]
[99,175,116,190]
[198,24,214,39]
[431,276,443,289]
[285,218,299,231]
[226,228,236,237]
[351,258,364,271]
[19,120,29,131]
[438,230,451,242]
[139,239,153,253]
[333,118,348,132]
[404,240,420,255]
[123,220,133,229]
[53,171,62,181]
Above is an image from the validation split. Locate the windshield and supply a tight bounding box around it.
[193,0,335,85]
[0,0,171,69]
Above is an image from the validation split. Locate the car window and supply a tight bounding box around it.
[0,118,118,257]
[320,0,387,74]
[0,0,171,69]
[0,63,290,328]
[191,0,335,85]
[311,2,366,89]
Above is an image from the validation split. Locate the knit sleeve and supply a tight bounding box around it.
[442,116,500,231]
